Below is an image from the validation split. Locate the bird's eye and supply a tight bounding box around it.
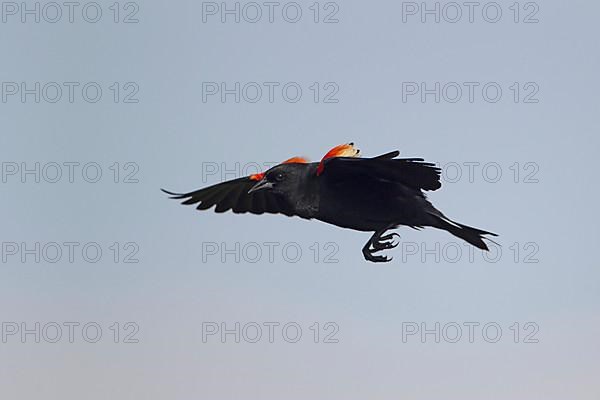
[275,172,285,182]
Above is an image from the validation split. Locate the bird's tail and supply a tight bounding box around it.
[428,212,498,250]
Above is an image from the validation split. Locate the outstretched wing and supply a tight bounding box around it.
[162,177,295,216]
[320,151,442,191]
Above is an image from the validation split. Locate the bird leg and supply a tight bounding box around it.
[362,230,400,263]
[372,233,400,251]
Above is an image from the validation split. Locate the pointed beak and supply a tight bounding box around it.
[248,178,273,194]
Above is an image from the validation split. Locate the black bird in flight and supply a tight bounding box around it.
[162,143,497,262]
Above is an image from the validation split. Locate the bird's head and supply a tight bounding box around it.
[248,162,307,196]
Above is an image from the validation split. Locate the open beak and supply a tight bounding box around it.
[248,178,273,194]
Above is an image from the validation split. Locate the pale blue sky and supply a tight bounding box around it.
[1,1,599,399]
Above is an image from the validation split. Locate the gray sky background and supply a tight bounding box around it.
[1,0,599,399]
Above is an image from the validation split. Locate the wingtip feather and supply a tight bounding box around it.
[161,188,188,199]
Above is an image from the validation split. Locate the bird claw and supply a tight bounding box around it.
[371,240,398,251]
[362,249,393,263]
[371,233,400,251]
[362,231,399,263]
[379,233,400,242]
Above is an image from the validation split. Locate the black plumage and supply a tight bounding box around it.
[162,148,497,262]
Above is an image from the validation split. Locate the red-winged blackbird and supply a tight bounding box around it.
[162,143,497,262]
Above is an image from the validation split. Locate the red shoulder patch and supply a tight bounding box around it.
[249,156,309,181]
[316,143,360,176]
